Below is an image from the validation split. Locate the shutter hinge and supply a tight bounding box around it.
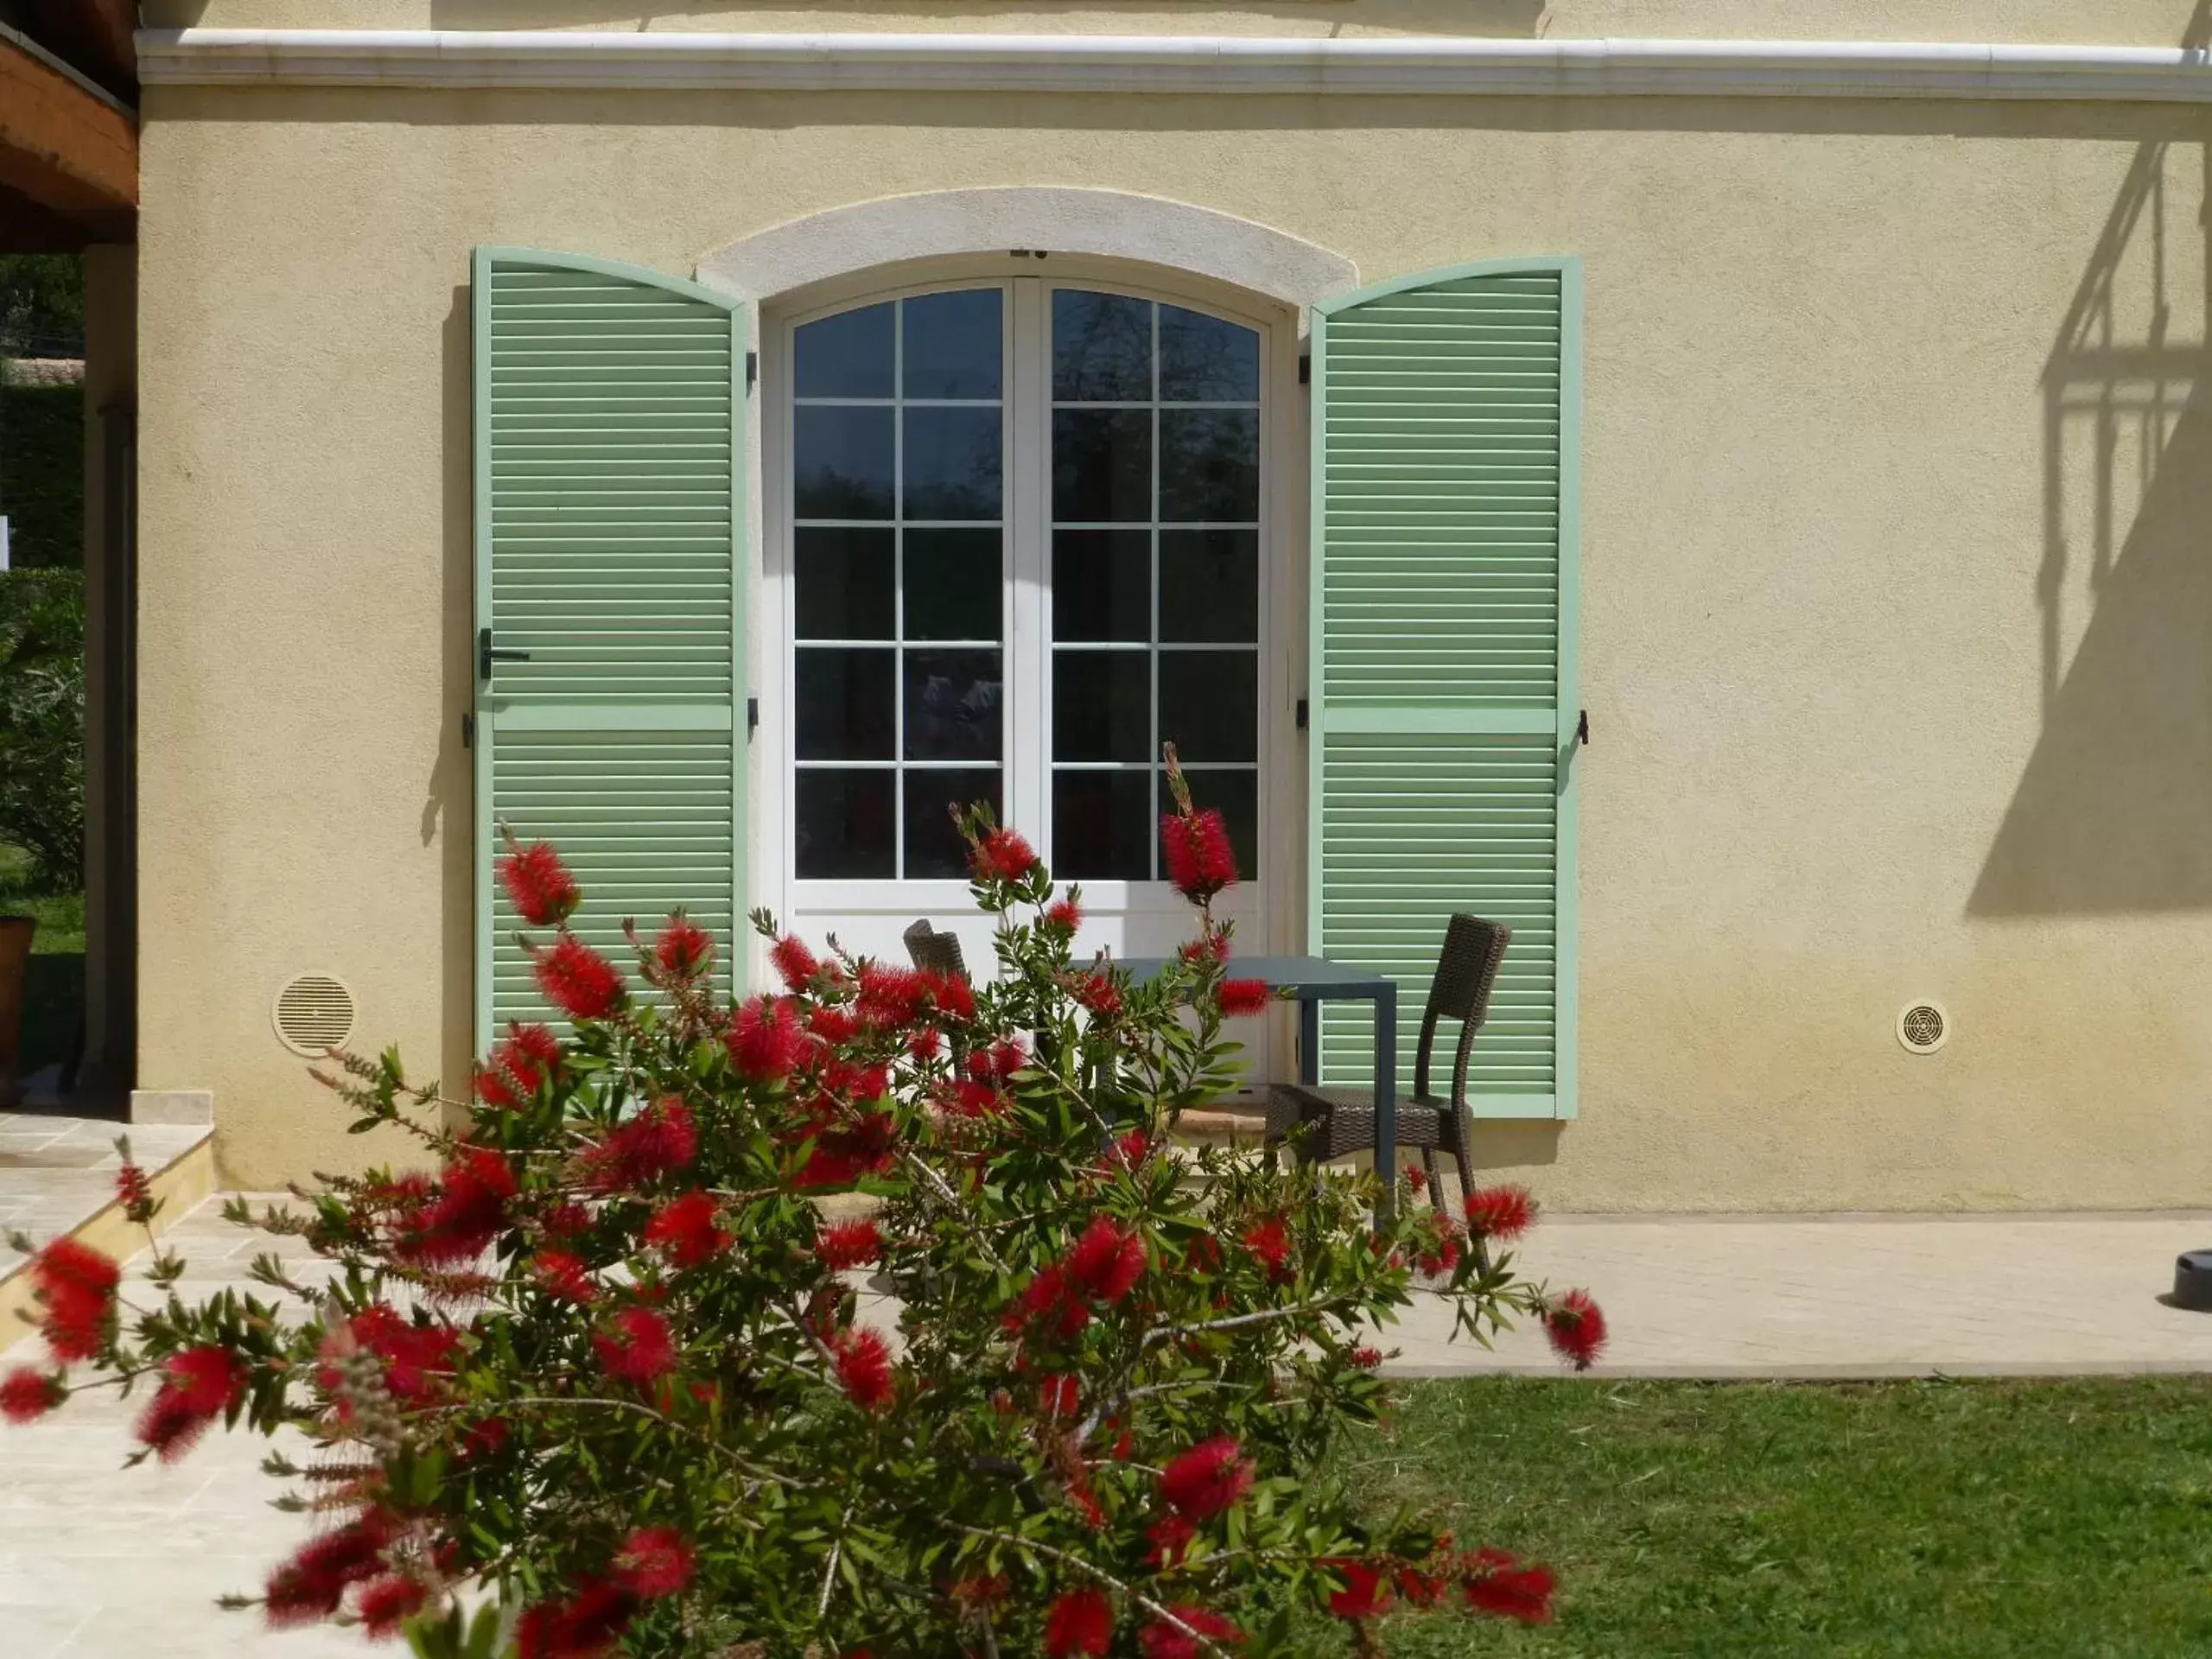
[1295,697,1309,730]
[461,711,474,749]
[1297,353,1311,385]
[747,696,759,738]
[1576,709,1590,746]
[745,350,758,391]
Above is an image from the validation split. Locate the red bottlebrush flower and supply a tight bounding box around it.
[1013,1264,1092,1340]
[1039,1373,1078,1417]
[461,1414,510,1459]
[1113,1128,1152,1167]
[577,1098,698,1193]
[1160,807,1238,900]
[855,963,928,1027]
[1179,931,1230,964]
[1145,1513,1197,1568]
[1404,1164,1428,1195]
[534,1249,598,1304]
[31,1238,119,1363]
[534,934,626,1021]
[727,995,808,1081]
[114,1160,155,1224]
[401,1147,518,1265]
[1072,971,1123,1020]
[652,913,714,981]
[1217,978,1271,1018]
[1138,1605,1243,1659]
[614,1527,695,1599]
[1325,1558,1394,1621]
[1463,1183,1537,1242]
[1349,1344,1383,1370]
[1463,1548,1556,1624]
[1065,1217,1145,1305]
[644,1191,731,1270]
[949,1573,1010,1607]
[817,1217,884,1270]
[543,1200,591,1238]
[516,1578,639,1659]
[1240,1216,1292,1279]
[769,934,820,991]
[924,969,977,1020]
[357,1574,429,1639]
[1043,897,1084,933]
[500,838,581,927]
[324,1306,461,1406]
[938,1079,1005,1120]
[1045,1587,1113,1656]
[1185,1234,1222,1273]
[594,1306,677,1385]
[1542,1289,1607,1372]
[1159,1437,1254,1521]
[1415,1221,1462,1279]
[907,1027,944,1062]
[1395,1563,1451,1609]
[0,1365,63,1423]
[971,826,1039,883]
[264,1512,394,1628]
[969,1037,1028,1084]
[167,1344,246,1415]
[832,1326,895,1412]
[477,1021,561,1109]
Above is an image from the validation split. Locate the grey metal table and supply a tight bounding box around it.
[1117,954,1400,1224]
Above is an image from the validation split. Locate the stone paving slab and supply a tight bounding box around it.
[0,1114,214,1281]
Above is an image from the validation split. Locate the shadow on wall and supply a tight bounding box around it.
[1968,1,2212,916]
[412,0,1548,33]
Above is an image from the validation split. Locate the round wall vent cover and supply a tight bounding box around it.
[273,973,356,1056]
[1896,1000,1949,1055]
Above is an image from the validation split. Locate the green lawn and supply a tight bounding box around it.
[0,840,82,1074]
[1331,1377,2212,1658]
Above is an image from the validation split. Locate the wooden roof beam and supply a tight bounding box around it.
[0,23,137,248]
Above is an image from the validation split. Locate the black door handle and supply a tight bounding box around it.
[478,626,532,681]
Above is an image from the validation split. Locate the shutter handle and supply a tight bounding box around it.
[478,626,532,681]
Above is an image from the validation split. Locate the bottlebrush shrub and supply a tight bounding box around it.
[3,766,1603,1658]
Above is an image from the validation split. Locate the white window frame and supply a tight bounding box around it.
[757,255,1306,1007]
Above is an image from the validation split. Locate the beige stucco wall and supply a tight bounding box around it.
[135,0,2212,48]
[135,78,2212,1208]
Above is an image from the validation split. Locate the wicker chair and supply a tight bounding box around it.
[1264,914,1512,1214]
[903,918,970,982]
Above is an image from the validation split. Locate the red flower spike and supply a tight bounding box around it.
[534,1249,598,1304]
[1217,978,1271,1018]
[949,1573,1010,1607]
[1541,1289,1607,1372]
[652,913,714,982]
[817,1217,884,1270]
[924,969,977,1020]
[577,1099,698,1194]
[594,1306,677,1385]
[1349,1345,1383,1370]
[971,826,1039,883]
[1159,1437,1255,1521]
[1145,1513,1197,1568]
[968,1037,1028,1084]
[1044,897,1084,933]
[855,963,928,1028]
[1160,808,1238,900]
[1,1365,64,1423]
[1404,1164,1429,1194]
[727,995,808,1081]
[264,1512,395,1629]
[614,1527,695,1599]
[1039,1374,1079,1417]
[1179,931,1230,965]
[400,1147,518,1265]
[114,1160,155,1224]
[1240,1216,1292,1280]
[30,1238,119,1363]
[769,934,820,992]
[1463,1549,1556,1624]
[516,1578,639,1659]
[1463,1183,1538,1243]
[477,1021,562,1109]
[1138,1605,1243,1659]
[1324,1558,1394,1621]
[644,1192,732,1270]
[533,934,625,1021]
[1065,1217,1145,1305]
[907,1028,944,1062]
[1045,1588,1114,1657]
[832,1326,895,1412]
[1113,1128,1152,1167]
[1073,971,1123,1020]
[500,839,580,928]
[320,1306,461,1408]
[357,1575,429,1640]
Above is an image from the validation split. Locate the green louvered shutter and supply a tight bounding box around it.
[1308,258,1580,1118]
[473,249,747,1045]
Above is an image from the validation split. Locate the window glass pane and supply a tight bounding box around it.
[1053,650,1151,763]
[1172,768,1256,881]
[906,529,1001,642]
[1160,306,1259,403]
[905,768,1002,877]
[795,405,894,519]
[1052,290,1152,401]
[795,647,894,760]
[794,527,894,640]
[1052,530,1150,644]
[1158,530,1256,644]
[796,302,893,399]
[905,649,1003,761]
[903,289,1002,401]
[904,406,1002,521]
[1053,410,1152,523]
[1159,409,1258,524]
[1053,770,1152,880]
[1158,651,1257,762]
[796,771,894,878]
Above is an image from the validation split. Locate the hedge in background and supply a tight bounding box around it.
[0,384,84,571]
[0,570,83,888]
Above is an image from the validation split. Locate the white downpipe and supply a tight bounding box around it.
[135,29,2212,102]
